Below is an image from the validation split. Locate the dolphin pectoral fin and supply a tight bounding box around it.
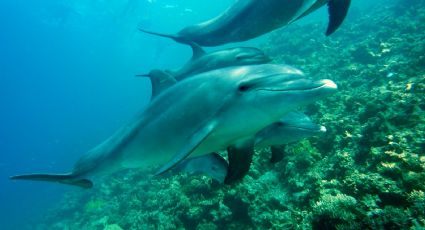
[155,123,216,176]
[10,173,93,189]
[326,0,351,36]
[188,42,206,60]
[224,139,255,184]
[270,145,285,163]
[172,152,229,183]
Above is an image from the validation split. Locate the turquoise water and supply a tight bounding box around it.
[1,0,423,229]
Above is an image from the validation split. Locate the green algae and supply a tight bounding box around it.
[35,1,425,229]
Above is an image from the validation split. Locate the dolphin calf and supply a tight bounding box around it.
[255,111,326,163]
[171,112,326,183]
[139,0,351,46]
[138,43,270,82]
[10,64,337,188]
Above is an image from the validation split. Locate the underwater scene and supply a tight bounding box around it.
[1,0,424,229]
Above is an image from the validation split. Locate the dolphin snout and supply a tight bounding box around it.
[320,79,338,90]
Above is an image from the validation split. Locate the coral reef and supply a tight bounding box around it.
[36,1,425,229]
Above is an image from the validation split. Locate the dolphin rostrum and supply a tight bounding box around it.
[139,0,351,46]
[10,64,337,188]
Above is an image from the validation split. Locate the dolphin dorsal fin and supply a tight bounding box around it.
[137,70,177,99]
[189,42,206,60]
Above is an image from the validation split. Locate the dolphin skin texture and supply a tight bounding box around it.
[10,64,337,188]
[139,0,351,46]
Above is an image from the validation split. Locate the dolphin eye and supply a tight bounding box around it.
[236,54,249,60]
[238,84,250,92]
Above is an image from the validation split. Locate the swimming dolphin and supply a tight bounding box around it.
[139,0,351,46]
[163,112,325,182]
[142,66,331,183]
[10,64,337,188]
[255,111,326,163]
[173,112,326,183]
[137,43,270,81]
[166,43,271,80]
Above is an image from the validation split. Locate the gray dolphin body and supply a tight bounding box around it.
[255,112,326,149]
[138,43,270,85]
[10,64,337,188]
[145,66,329,183]
[167,43,271,81]
[255,111,326,163]
[140,0,351,46]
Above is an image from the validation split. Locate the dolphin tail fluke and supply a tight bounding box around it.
[10,173,93,189]
[138,27,180,42]
[326,0,351,36]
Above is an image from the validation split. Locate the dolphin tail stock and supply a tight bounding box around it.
[10,173,93,189]
[326,0,351,36]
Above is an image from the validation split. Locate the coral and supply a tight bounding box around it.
[312,193,359,229]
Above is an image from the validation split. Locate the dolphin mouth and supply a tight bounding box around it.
[256,79,337,92]
[285,125,327,133]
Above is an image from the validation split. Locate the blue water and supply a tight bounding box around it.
[0,0,393,229]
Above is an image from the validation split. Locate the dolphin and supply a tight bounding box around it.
[166,43,271,81]
[142,66,331,183]
[167,112,326,183]
[10,64,337,188]
[255,111,326,163]
[139,0,351,47]
[137,43,270,81]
